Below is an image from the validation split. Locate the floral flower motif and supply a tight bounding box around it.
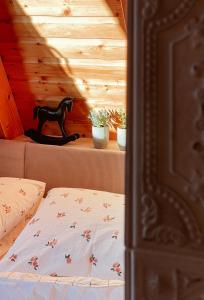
[57,212,66,218]
[111,262,122,276]
[28,256,39,270]
[34,230,41,237]
[103,215,115,222]
[81,229,91,242]
[81,207,92,213]
[114,194,121,198]
[61,193,69,198]
[20,209,25,216]
[49,201,56,205]
[2,204,11,214]
[50,272,58,277]
[89,254,97,266]
[112,230,119,239]
[65,254,72,264]
[29,218,40,225]
[70,222,77,229]
[25,213,33,221]
[19,188,26,196]
[45,238,58,248]
[9,254,17,262]
[74,197,83,204]
[103,202,112,209]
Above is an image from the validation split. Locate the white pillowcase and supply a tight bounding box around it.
[0,177,46,239]
[0,188,125,280]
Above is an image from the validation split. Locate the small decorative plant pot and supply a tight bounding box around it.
[92,126,109,149]
[117,127,126,151]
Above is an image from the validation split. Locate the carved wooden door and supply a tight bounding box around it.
[126,0,204,299]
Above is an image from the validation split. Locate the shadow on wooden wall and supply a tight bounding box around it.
[105,0,127,32]
[0,0,126,138]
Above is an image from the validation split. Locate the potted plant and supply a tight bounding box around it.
[89,108,111,149]
[110,107,126,151]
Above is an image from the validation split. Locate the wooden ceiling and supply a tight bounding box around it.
[0,0,127,138]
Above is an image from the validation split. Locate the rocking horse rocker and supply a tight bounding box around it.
[25,97,80,145]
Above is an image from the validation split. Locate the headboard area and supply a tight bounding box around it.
[0,139,125,194]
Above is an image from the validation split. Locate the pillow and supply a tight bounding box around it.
[0,188,125,280]
[0,177,46,240]
[0,197,45,259]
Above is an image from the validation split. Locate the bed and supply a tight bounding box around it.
[0,139,125,300]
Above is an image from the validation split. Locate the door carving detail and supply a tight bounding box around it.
[186,14,204,48]
[141,192,201,246]
[141,266,204,300]
[176,270,204,300]
[139,0,204,249]
[142,0,158,19]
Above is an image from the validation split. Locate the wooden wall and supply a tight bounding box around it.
[0,0,127,138]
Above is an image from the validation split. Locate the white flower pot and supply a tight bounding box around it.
[117,127,126,151]
[92,126,109,149]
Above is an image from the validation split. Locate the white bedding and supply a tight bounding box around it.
[0,272,124,300]
[0,188,125,300]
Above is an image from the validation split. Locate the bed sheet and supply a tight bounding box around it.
[0,272,124,300]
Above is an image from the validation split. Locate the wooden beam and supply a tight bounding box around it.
[120,0,127,32]
[0,57,23,138]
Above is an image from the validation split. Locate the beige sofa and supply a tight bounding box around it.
[0,139,125,194]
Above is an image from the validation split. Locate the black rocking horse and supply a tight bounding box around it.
[25,97,80,145]
[34,97,73,137]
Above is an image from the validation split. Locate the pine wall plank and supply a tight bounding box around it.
[10,80,125,101]
[0,17,125,40]
[4,62,126,81]
[0,39,126,60]
[2,0,121,17]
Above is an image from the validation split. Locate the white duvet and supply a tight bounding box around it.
[0,188,125,300]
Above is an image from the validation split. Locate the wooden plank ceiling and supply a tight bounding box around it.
[0,0,127,138]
